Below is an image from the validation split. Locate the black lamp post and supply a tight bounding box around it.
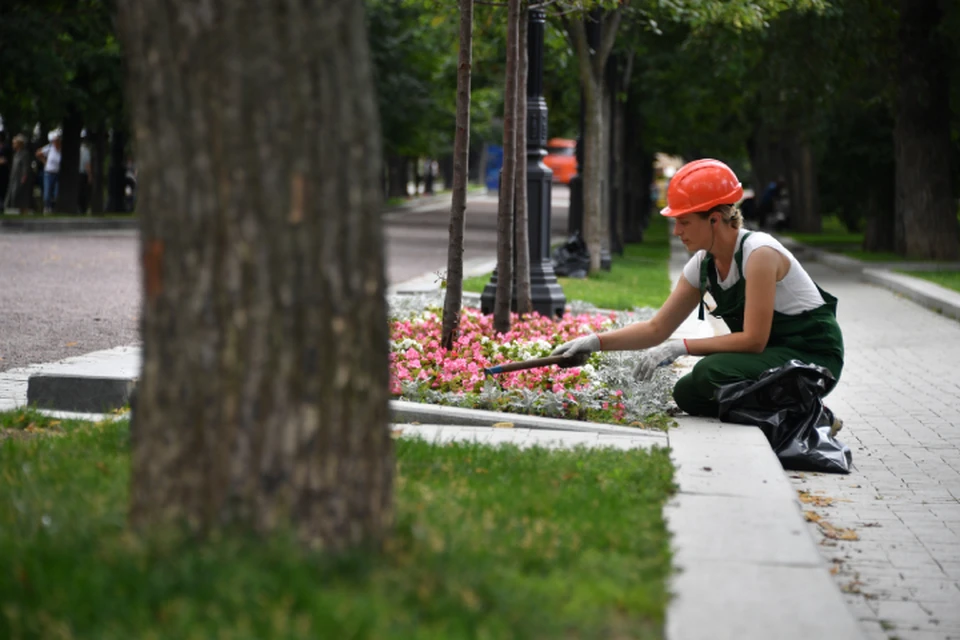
[480,8,565,318]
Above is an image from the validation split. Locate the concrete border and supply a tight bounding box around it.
[776,233,960,322]
[0,217,138,232]
[861,267,960,321]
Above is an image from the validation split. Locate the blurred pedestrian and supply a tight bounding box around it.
[36,129,62,213]
[0,131,10,206]
[78,129,92,214]
[4,134,33,214]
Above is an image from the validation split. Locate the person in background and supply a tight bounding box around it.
[551,158,844,418]
[0,132,11,206]
[78,129,93,214]
[4,134,33,214]
[36,129,62,213]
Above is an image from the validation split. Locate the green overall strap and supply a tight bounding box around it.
[699,231,753,321]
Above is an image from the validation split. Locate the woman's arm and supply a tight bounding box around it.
[684,247,779,356]
[596,276,701,351]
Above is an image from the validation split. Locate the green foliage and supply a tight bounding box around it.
[0,0,123,133]
[0,414,674,639]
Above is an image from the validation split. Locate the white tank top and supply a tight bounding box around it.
[682,228,825,315]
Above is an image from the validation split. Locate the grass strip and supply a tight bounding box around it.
[0,412,674,639]
[898,270,960,294]
[463,216,672,310]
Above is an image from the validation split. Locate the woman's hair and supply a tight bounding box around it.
[698,204,743,230]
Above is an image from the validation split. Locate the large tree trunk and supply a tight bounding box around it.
[493,0,520,333]
[118,0,393,550]
[566,10,621,274]
[894,0,958,259]
[514,5,532,315]
[441,0,474,350]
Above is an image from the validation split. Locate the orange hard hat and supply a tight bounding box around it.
[660,159,743,217]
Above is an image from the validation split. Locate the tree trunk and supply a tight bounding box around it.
[493,0,520,333]
[894,0,958,260]
[106,128,127,212]
[90,125,107,214]
[441,0,474,350]
[566,9,621,274]
[118,0,393,550]
[789,137,821,233]
[514,5,532,315]
[56,107,82,214]
[387,154,406,198]
[863,178,896,252]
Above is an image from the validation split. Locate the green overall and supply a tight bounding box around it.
[672,232,845,417]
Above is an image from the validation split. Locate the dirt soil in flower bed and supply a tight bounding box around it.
[0,410,675,639]
[389,297,678,429]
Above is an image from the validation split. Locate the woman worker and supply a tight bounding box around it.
[551,158,844,417]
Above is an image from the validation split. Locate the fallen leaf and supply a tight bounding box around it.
[830,565,840,575]
[798,490,835,507]
[804,510,822,523]
[492,422,514,429]
[391,428,404,438]
[65,342,78,347]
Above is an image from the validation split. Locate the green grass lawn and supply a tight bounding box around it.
[0,409,674,639]
[464,216,672,310]
[899,270,960,293]
[782,216,958,263]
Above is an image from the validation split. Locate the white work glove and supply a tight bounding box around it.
[632,340,688,382]
[550,333,601,367]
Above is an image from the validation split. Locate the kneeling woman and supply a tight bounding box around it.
[552,159,844,417]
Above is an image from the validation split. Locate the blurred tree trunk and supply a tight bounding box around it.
[118,0,393,550]
[57,107,82,214]
[894,0,958,259]
[441,0,474,349]
[786,136,821,233]
[565,9,621,274]
[387,154,406,198]
[514,4,532,316]
[493,0,520,333]
[106,129,127,212]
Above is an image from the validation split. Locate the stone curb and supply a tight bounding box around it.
[861,268,960,321]
[0,218,138,232]
[27,374,136,413]
[776,234,960,322]
[390,399,668,440]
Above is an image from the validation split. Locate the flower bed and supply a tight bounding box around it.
[388,294,677,428]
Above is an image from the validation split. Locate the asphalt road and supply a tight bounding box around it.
[0,187,569,371]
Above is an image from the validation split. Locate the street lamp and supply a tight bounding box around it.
[480,8,565,318]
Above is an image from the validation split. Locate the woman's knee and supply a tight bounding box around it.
[672,372,716,417]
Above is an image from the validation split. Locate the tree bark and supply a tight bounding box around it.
[90,124,107,214]
[56,106,82,214]
[566,9,621,274]
[118,0,393,550]
[514,4,532,316]
[441,0,474,350]
[894,0,958,259]
[493,0,520,334]
[106,128,127,212]
[387,154,407,198]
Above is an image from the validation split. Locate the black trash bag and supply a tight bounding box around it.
[715,360,852,474]
[551,232,591,278]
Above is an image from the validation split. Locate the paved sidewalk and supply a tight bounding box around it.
[784,258,960,640]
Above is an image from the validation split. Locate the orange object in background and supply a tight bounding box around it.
[543,138,577,185]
